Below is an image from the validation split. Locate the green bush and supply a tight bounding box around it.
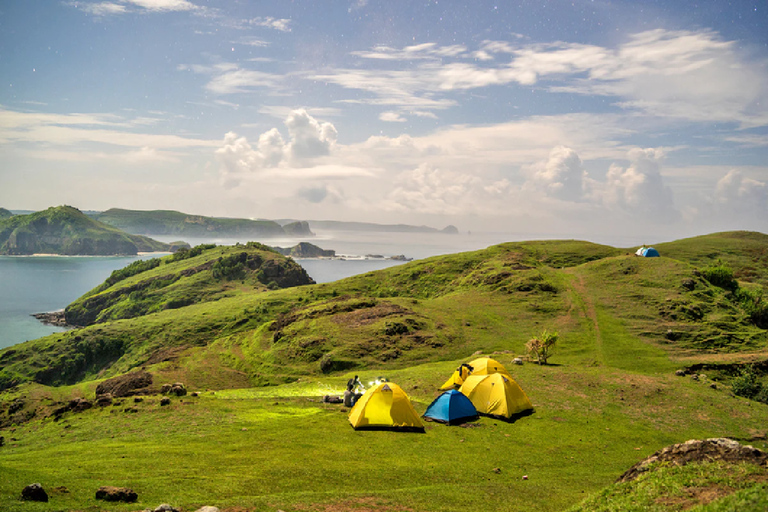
[735,287,768,328]
[700,261,738,292]
[731,366,764,402]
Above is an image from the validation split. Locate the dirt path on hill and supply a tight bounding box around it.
[567,270,605,364]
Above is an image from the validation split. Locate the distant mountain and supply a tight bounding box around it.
[0,208,13,220]
[0,206,173,255]
[95,208,313,238]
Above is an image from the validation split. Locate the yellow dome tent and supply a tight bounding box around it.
[467,357,512,377]
[439,363,474,390]
[459,373,533,419]
[348,382,424,431]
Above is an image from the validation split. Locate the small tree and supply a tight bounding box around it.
[526,330,558,365]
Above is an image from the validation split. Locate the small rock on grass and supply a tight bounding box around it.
[194,506,220,512]
[154,504,179,512]
[21,483,48,502]
[95,486,138,503]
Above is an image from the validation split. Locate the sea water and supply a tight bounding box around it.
[0,229,641,350]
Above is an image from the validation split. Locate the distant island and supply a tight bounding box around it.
[0,206,184,256]
[285,219,459,234]
[271,241,411,261]
[94,208,314,238]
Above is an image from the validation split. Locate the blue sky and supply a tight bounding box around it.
[1,0,767,241]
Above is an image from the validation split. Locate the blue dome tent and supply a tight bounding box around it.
[642,247,660,257]
[423,389,478,425]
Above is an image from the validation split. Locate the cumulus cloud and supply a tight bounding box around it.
[602,148,680,222]
[527,146,589,202]
[215,109,339,184]
[285,109,338,160]
[713,170,768,216]
[384,164,512,216]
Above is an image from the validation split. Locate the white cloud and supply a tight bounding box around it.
[314,29,768,127]
[78,2,127,16]
[245,16,291,32]
[379,112,406,122]
[713,170,768,216]
[285,109,338,160]
[122,0,198,11]
[602,148,680,222]
[205,68,280,95]
[215,109,340,184]
[0,108,217,150]
[527,146,589,202]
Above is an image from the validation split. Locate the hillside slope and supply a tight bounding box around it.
[2,236,766,392]
[0,206,172,255]
[95,208,313,238]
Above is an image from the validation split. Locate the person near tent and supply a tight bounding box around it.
[343,375,364,407]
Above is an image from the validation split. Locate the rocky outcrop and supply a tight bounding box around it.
[273,242,335,258]
[618,438,768,482]
[95,486,138,502]
[31,311,69,327]
[160,382,186,396]
[95,370,153,398]
[282,220,314,236]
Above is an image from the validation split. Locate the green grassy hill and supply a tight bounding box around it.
[95,208,313,238]
[63,242,315,327]
[0,206,172,255]
[1,233,767,511]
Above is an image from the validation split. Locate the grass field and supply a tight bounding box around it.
[2,233,768,511]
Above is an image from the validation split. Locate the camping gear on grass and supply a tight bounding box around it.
[439,363,474,390]
[459,373,533,420]
[423,389,478,424]
[348,382,424,431]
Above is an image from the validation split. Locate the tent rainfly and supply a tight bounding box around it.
[348,382,424,431]
[459,373,533,420]
[423,389,478,424]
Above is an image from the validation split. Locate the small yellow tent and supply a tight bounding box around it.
[467,357,512,377]
[439,363,474,390]
[348,382,424,431]
[459,373,533,419]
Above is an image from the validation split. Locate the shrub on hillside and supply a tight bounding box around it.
[731,366,766,404]
[167,243,216,262]
[735,287,768,329]
[526,329,558,365]
[700,261,738,292]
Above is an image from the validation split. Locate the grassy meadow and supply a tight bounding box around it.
[1,232,768,511]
